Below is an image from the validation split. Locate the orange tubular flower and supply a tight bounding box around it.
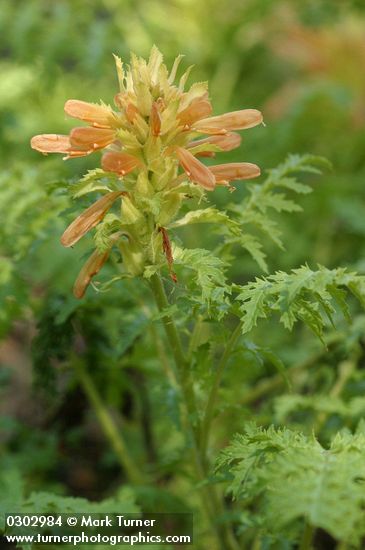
[64,99,117,128]
[69,127,116,152]
[192,109,263,134]
[30,134,72,154]
[31,99,125,159]
[210,163,261,185]
[101,152,141,175]
[73,249,110,299]
[175,147,216,191]
[177,95,213,127]
[187,132,242,153]
[61,191,124,247]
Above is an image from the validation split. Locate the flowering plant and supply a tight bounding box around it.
[25,47,365,550]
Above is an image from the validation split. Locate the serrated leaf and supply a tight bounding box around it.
[217,423,365,545]
[224,154,328,270]
[94,213,121,252]
[72,169,120,198]
[173,245,229,306]
[237,265,365,337]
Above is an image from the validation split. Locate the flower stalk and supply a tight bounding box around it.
[200,320,243,458]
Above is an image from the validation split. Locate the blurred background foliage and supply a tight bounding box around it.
[1,0,365,547]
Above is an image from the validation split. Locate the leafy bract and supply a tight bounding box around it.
[71,169,120,198]
[173,245,229,306]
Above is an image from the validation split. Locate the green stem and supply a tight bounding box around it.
[188,315,204,360]
[74,359,145,485]
[299,523,314,550]
[201,321,243,457]
[149,274,186,369]
[149,273,240,550]
[149,273,199,434]
[315,354,357,433]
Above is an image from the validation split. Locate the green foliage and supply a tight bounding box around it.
[0,468,138,550]
[71,169,120,198]
[170,207,238,230]
[31,295,75,393]
[0,165,68,260]
[236,264,365,339]
[0,164,70,335]
[170,156,329,273]
[173,246,230,307]
[223,154,330,271]
[217,422,365,545]
[274,393,365,423]
[94,213,122,252]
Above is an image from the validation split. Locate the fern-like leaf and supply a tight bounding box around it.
[225,154,330,270]
[236,265,365,339]
[217,422,365,545]
[173,245,229,306]
[71,169,120,198]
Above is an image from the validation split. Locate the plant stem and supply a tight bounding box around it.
[188,315,204,359]
[200,321,243,457]
[299,523,314,550]
[73,359,145,485]
[149,273,240,550]
[315,354,357,433]
[149,273,199,434]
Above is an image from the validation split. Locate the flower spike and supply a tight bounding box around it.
[31,47,263,297]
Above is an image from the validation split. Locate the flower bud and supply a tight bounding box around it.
[150,102,162,136]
